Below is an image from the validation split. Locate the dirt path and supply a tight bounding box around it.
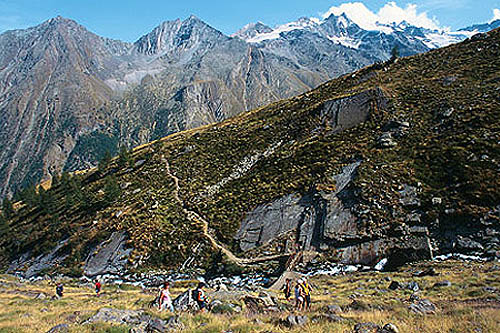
[163,156,290,266]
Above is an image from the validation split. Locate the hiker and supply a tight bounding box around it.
[193,282,207,312]
[94,280,102,296]
[55,283,64,298]
[301,277,312,310]
[282,278,292,301]
[158,282,174,312]
[294,280,304,311]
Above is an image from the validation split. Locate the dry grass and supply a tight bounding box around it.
[0,260,499,332]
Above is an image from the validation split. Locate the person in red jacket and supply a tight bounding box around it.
[95,280,102,296]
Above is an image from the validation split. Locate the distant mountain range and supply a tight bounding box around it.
[0,13,494,197]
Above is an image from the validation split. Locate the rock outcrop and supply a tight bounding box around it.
[83,231,132,277]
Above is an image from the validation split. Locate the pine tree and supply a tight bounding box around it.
[21,185,38,208]
[390,45,400,61]
[51,173,61,188]
[98,150,112,172]
[2,197,14,219]
[103,175,121,204]
[0,213,7,236]
[40,188,57,215]
[117,146,132,168]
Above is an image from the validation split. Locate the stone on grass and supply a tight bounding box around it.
[381,323,399,333]
[353,322,380,333]
[388,281,401,290]
[409,299,437,315]
[326,304,343,314]
[407,281,420,292]
[283,315,308,327]
[46,324,69,333]
[433,280,452,288]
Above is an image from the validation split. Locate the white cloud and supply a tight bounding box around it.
[322,1,441,31]
[492,8,500,22]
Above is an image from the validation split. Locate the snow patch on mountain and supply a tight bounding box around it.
[245,17,319,43]
[418,31,469,49]
[322,1,440,32]
[327,36,361,49]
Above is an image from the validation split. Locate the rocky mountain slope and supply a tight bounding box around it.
[0,27,498,279]
[0,13,480,198]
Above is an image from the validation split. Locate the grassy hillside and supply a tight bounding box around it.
[0,29,498,276]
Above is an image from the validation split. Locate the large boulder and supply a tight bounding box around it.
[83,231,133,277]
[172,289,199,312]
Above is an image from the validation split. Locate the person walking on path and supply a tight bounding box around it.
[159,282,175,312]
[55,283,64,298]
[282,278,292,301]
[301,278,312,310]
[193,282,207,313]
[294,280,304,311]
[94,280,102,296]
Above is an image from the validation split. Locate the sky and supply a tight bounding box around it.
[0,0,499,42]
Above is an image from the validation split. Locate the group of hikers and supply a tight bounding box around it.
[54,279,102,298]
[282,277,312,311]
[55,277,310,313]
[157,281,207,313]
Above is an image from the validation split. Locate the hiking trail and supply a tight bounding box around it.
[163,156,290,266]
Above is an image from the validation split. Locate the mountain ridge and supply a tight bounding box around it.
[0,13,495,198]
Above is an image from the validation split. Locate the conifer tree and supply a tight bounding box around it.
[99,150,112,172]
[118,146,132,168]
[2,197,14,219]
[103,175,121,204]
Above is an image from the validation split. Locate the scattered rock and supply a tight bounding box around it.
[283,315,308,327]
[433,280,452,288]
[36,293,47,300]
[409,299,437,315]
[353,322,380,333]
[217,283,228,291]
[243,293,278,313]
[483,286,497,293]
[326,304,343,314]
[120,182,132,190]
[134,160,146,168]
[46,324,69,333]
[399,185,420,207]
[377,133,397,148]
[409,293,421,302]
[413,268,438,277]
[456,237,484,251]
[313,314,346,324]
[432,197,442,205]
[173,290,199,312]
[146,318,166,332]
[407,281,420,292]
[388,281,402,290]
[381,323,399,333]
[348,299,371,311]
[83,307,145,326]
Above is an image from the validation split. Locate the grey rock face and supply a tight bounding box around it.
[7,239,68,278]
[83,231,132,277]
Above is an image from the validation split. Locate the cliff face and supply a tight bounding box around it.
[1,29,498,278]
[0,14,468,197]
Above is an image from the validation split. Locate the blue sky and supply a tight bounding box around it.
[1,0,499,41]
